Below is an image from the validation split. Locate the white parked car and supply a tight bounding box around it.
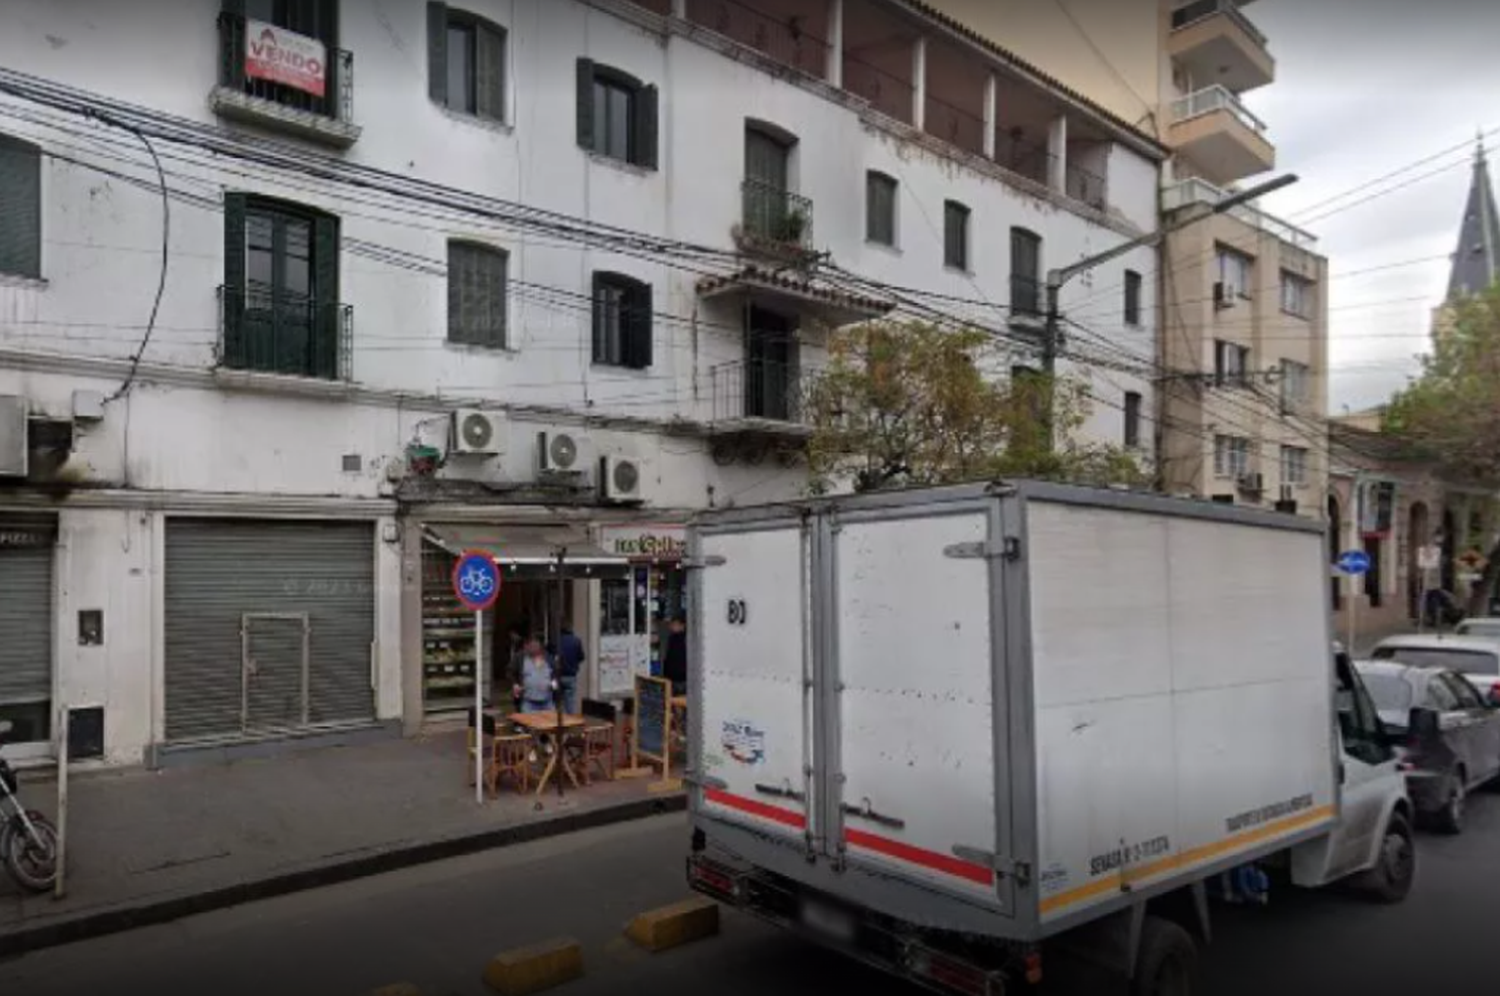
[1456,617,1500,641]
[1368,634,1500,707]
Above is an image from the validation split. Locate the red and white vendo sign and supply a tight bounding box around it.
[245,20,326,98]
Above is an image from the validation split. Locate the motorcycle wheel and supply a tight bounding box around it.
[2,810,58,893]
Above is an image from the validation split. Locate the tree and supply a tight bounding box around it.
[802,321,1147,494]
[1384,283,1500,611]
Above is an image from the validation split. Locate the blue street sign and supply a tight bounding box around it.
[451,549,501,611]
[1336,549,1371,576]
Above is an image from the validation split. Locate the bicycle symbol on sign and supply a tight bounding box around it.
[459,566,495,598]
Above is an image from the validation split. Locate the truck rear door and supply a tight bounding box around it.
[823,497,1013,912]
[693,514,816,852]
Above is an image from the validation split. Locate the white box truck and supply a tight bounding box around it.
[683,481,1414,995]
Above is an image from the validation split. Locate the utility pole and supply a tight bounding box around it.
[1039,174,1299,448]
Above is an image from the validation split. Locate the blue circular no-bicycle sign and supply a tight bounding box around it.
[451,549,501,611]
[1335,549,1372,576]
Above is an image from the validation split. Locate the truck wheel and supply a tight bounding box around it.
[1363,810,1415,904]
[1130,916,1198,996]
[1433,774,1465,835]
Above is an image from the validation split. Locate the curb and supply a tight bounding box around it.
[0,792,687,959]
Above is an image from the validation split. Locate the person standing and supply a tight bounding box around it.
[515,636,556,714]
[556,621,586,714]
[663,614,688,695]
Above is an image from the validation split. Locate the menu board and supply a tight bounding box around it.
[598,635,636,698]
[633,673,671,765]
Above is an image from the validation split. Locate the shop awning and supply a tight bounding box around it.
[422,523,631,580]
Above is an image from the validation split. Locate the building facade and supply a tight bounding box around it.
[0,0,1162,767]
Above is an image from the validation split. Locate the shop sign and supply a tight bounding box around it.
[0,526,52,548]
[599,524,686,560]
[245,20,327,98]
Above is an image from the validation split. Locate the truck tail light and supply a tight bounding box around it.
[904,944,1003,996]
[1489,682,1500,707]
[687,855,742,902]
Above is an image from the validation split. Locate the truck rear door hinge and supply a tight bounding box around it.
[952,846,1031,887]
[943,538,1021,562]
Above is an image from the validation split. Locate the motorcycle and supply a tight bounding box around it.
[0,721,58,892]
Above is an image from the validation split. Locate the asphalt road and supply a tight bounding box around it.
[3,792,1499,996]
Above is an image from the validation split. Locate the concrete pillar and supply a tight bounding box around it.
[672,0,686,18]
[912,36,927,130]
[826,0,844,88]
[1048,114,1068,193]
[983,73,997,158]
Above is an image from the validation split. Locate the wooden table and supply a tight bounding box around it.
[508,712,589,797]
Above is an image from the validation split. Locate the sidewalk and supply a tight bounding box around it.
[0,729,684,956]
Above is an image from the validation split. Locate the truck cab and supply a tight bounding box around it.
[1289,647,1413,898]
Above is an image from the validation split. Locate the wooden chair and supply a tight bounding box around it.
[489,733,534,795]
[571,699,618,785]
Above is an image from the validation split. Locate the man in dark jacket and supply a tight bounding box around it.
[556,623,585,714]
[663,614,688,695]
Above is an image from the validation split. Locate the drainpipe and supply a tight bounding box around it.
[911,37,926,131]
[826,0,843,88]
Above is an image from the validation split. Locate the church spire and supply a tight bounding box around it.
[1446,131,1500,301]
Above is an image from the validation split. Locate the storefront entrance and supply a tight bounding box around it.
[162,518,378,744]
[596,524,687,699]
[419,521,628,716]
[0,513,56,757]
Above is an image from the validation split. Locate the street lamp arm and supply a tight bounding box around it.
[1046,173,1298,293]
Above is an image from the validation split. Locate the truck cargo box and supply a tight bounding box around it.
[686,480,1338,941]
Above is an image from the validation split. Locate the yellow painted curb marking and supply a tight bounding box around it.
[482,936,584,996]
[624,896,721,953]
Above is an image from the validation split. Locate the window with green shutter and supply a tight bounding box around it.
[574,59,659,170]
[0,134,42,280]
[447,241,508,349]
[592,272,653,370]
[428,4,507,123]
[944,200,970,271]
[222,193,343,379]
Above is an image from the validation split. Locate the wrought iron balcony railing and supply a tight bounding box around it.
[712,356,804,424]
[216,11,354,124]
[217,285,353,382]
[740,178,814,251]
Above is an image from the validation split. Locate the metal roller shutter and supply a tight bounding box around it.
[0,516,55,709]
[164,519,376,743]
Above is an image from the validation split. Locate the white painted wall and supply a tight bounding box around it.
[0,0,1162,764]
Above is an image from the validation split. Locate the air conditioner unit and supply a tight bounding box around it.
[600,454,646,504]
[537,430,592,474]
[1237,471,1264,494]
[451,409,505,456]
[0,396,28,478]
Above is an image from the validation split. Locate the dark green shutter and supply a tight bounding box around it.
[313,212,342,379]
[476,23,506,122]
[629,280,653,369]
[221,0,245,15]
[0,138,41,280]
[427,2,448,105]
[636,84,658,169]
[222,192,247,368]
[576,59,595,151]
[447,242,464,343]
[590,271,605,363]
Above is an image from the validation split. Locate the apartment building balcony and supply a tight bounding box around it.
[1169,85,1275,186]
[710,356,809,436]
[210,11,360,149]
[217,286,354,384]
[1168,0,1275,94]
[737,178,815,260]
[1163,177,1317,250]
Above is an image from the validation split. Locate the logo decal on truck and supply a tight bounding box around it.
[721,720,766,765]
[1087,836,1171,877]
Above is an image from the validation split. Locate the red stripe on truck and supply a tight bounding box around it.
[705,789,807,828]
[844,829,996,886]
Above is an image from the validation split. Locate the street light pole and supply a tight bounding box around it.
[1039,173,1299,447]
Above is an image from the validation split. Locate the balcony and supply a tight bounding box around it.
[710,357,809,435]
[1163,178,1317,250]
[737,179,815,261]
[217,286,353,384]
[1168,0,1274,94]
[1169,85,1275,185]
[210,12,360,149]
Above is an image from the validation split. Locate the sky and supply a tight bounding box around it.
[1237,0,1500,414]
